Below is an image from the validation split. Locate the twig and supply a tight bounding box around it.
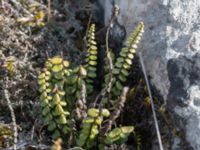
[105,87,129,133]
[4,77,18,150]
[105,4,119,98]
[31,119,37,141]
[139,52,164,150]
[93,3,120,106]
[47,0,51,22]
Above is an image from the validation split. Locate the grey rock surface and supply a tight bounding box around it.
[98,0,200,149]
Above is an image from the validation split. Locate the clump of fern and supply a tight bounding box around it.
[38,22,144,149]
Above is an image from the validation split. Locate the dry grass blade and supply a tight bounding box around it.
[4,77,18,150]
[139,52,164,150]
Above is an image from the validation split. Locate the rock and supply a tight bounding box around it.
[98,0,200,149]
[167,54,200,149]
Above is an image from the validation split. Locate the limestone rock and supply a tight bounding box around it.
[98,0,200,149]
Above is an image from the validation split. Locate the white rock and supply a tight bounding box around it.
[98,0,200,149]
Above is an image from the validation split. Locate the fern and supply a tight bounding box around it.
[104,126,134,145]
[39,56,70,139]
[77,108,110,149]
[73,66,87,119]
[85,24,98,95]
[134,132,142,150]
[64,66,87,113]
[38,22,145,148]
[111,22,144,97]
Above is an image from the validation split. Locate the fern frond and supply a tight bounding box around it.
[85,24,98,94]
[38,69,59,138]
[104,126,134,145]
[134,132,142,150]
[77,108,110,149]
[74,66,88,120]
[112,22,144,97]
[39,56,70,139]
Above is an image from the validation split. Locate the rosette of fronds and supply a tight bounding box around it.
[38,56,70,139]
[111,22,144,97]
[38,22,145,148]
[77,108,110,149]
[84,24,98,94]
